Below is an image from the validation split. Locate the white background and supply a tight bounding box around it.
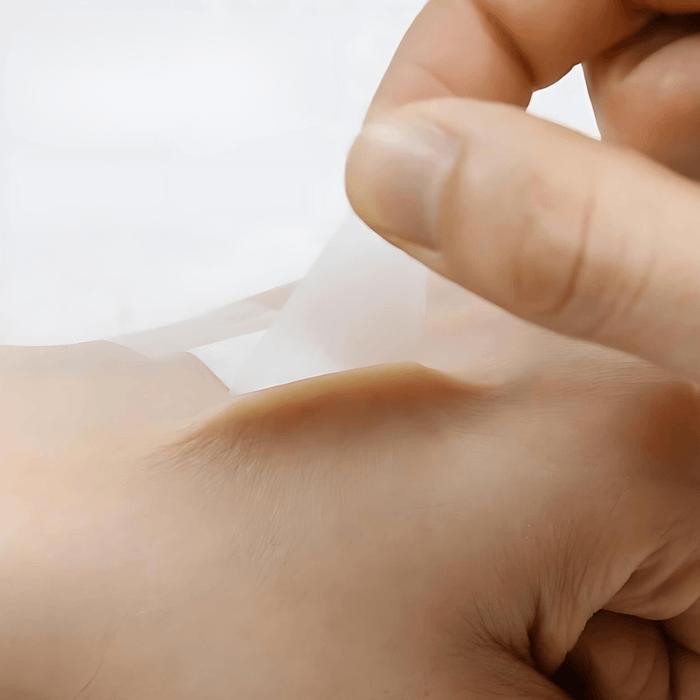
[0,0,600,346]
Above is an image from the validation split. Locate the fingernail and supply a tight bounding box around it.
[346,119,461,249]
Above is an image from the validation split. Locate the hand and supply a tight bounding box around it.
[347,1,700,383]
[2,332,700,699]
[346,1,700,695]
[4,6,700,698]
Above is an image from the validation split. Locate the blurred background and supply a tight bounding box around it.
[0,0,600,347]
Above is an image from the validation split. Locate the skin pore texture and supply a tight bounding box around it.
[6,1,700,697]
[2,316,700,698]
[349,0,700,693]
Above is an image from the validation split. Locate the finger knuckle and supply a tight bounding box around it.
[509,166,597,326]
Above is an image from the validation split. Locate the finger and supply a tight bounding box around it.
[346,98,700,382]
[587,14,700,180]
[566,611,671,700]
[669,644,700,696]
[664,596,700,655]
[365,0,700,120]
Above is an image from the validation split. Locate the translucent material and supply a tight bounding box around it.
[110,214,426,393]
[0,3,599,366]
[0,1,427,346]
[111,212,570,395]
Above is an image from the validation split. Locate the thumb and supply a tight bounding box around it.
[346,98,700,382]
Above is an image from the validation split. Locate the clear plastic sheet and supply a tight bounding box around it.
[110,213,425,393]
[110,212,565,395]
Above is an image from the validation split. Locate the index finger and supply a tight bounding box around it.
[366,0,700,120]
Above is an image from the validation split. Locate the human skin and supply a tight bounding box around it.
[343,0,700,695]
[4,5,700,700]
[2,336,700,699]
